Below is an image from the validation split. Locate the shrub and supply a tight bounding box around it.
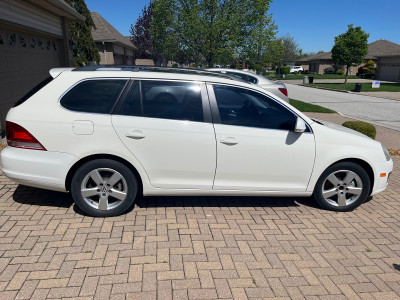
[358,60,376,76]
[293,71,298,75]
[275,66,290,75]
[172,63,178,68]
[337,69,344,75]
[342,121,376,139]
[324,66,335,74]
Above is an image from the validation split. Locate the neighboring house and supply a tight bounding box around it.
[298,40,400,75]
[91,12,137,65]
[376,54,400,82]
[0,0,84,133]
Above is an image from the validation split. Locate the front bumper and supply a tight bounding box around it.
[1,146,78,192]
[371,158,393,196]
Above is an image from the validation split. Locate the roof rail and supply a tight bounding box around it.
[71,65,247,83]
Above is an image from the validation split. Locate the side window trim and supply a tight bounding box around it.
[207,83,312,133]
[58,78,129,115]
[111,80,134,114]
[206,83,221,124]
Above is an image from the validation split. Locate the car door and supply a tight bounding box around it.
[208,84,315,192]
[112,79,216,189]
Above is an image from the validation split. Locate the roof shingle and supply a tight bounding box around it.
[298,39,400,62]
[90,11,136,51]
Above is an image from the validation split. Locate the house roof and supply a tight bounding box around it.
[91,12,137,51]
[298,39,400,62]
[297,52,331,62]
[369,40,400,57]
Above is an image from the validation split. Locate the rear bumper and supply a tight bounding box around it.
[1,146,78,192]
[371,159,393,196]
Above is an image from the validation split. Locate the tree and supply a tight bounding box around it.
[239,0,277,73]
[276,33,302,62]
[65,0,100,66]
[130,1,170,66]
[150,0,277,68]
[150,0,178,66]
[332,24,369,83]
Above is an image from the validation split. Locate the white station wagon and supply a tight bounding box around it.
[1,66,393,217]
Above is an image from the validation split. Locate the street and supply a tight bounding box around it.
[286,84,400,131]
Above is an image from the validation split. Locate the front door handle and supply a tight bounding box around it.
[220,137,238,145]
[126,130,146,139]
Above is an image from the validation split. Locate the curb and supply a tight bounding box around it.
[295,83,400,101]
[298,84,351,93]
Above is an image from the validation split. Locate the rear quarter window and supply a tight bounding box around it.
[13,76,53,107]
[60,79,127,114]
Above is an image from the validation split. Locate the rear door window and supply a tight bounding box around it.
[117,80,204,122]
[60,79,127,114]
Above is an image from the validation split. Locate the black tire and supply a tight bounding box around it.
[71,159,138,217]
[313,162,370,212]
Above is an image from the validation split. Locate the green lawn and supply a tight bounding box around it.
[267,74,359,80]
[289,99,336,113]
[308,82,400,92]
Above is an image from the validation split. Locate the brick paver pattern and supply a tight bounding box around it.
[0,158,399,299]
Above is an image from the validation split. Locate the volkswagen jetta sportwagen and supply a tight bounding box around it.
[1,66,393,217]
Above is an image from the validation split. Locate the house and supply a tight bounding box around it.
[297,40,400,75]
[91,12,137,65]
[0,0,83,133]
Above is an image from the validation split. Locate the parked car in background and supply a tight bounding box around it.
[207,68,289,103]
[0,66,392,217]
[290,66,304,74]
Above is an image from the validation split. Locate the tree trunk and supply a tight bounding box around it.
[345,65,350,84]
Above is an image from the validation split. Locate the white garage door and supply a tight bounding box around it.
[0,24,62,133]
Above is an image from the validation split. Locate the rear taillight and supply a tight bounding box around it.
[6,121,46,151]
[279,88,288,97]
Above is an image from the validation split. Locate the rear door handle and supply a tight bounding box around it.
[220,137,238,145]
[126,130,146,139]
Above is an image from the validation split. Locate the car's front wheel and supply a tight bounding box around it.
[71,159,138,217]
[313,162,370,212]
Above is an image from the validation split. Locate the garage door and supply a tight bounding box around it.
[0,23,62,134]
[379,65,400,82]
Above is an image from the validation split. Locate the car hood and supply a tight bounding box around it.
[312,119,372,140]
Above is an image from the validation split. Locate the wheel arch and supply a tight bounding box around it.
[65,154,143,194]
[324,158,375,195]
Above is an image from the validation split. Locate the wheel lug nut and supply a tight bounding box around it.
[102,193,106,196]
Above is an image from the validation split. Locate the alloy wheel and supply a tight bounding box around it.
[80,168,128,211]
[321,170,363,207]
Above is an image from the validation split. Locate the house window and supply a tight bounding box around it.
[9,33,16,47]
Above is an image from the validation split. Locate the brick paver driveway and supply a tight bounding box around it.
[0,158,399,300]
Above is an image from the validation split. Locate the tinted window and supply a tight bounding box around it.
[139,81,203,122]
[226,72,258,84]
[214,85,296,130]
[14,76,53,107]
[119,81,141,117]
[61,79,127,114]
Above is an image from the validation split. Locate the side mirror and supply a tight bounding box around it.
[294,117,306,133]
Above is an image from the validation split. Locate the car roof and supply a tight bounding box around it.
[70,65,248,83]
[51,66,257,88]
[207,68,275,84]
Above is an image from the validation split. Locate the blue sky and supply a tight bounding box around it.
[86,0,400,53]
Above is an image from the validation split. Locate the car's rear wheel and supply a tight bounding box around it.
[313,162,370,212]
[71,159,138,217]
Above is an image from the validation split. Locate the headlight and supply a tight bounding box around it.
[382,145,390,161]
